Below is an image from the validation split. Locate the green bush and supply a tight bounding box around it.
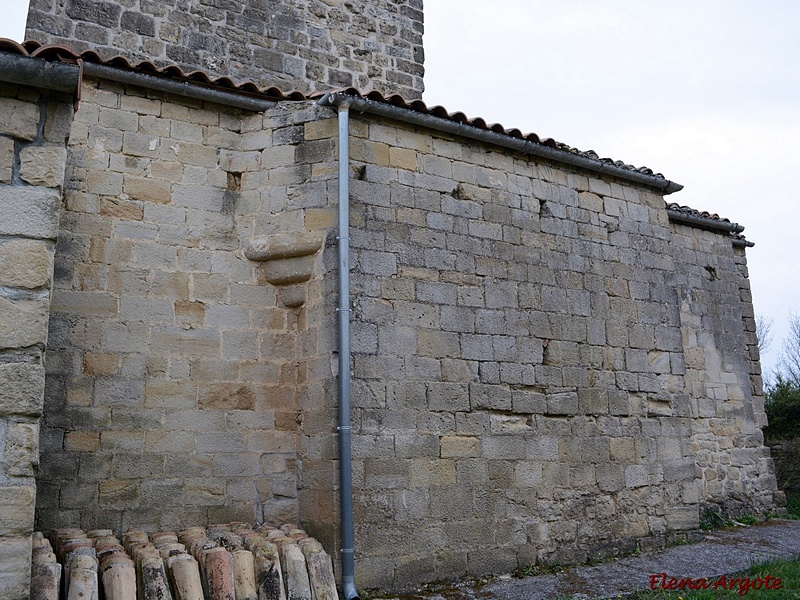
[764,376,800,438]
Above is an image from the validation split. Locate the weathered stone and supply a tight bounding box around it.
[3,422,39,477]
[64,431,101,452]
[11,16,775,595]
[0,186,61,239]
[665,506,700,531]
[198,384,256,411]
[0,363,45,417]
[439,436,479,458]
[0,298,49,349]
[0,136,13,182]
[19,146,68,188]
[0,485,35,536]
[245,232,324,262]
[259,255,317,286]
[124,175,171,203]
[0,97,40,141]
[0,239,52,289]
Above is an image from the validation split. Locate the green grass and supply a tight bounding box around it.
[625,557,800,598]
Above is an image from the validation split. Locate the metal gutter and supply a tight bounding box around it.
[0,52,80,93]
[82,62,276,112]
[319,92,683,195]
[666,208,745,234]
[667,208,753,247]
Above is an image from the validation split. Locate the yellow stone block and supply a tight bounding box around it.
[388,147,417,171]
[304,119,338,141]
[305,209,336,230]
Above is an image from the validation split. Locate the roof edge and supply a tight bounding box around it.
[666,205,753,247]
[319,91,684,195]
[83,62,276,112]
[0,51,80,94]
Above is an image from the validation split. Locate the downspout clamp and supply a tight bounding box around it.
[318,92,360,600]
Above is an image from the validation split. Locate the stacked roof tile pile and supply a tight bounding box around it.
[30,523,338,600]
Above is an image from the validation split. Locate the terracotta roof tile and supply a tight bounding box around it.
[1,39,671,181]
[666,202,731,224]
[666,202,752,246]
[1,39,751,247]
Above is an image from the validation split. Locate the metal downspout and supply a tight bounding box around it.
[327,95,359,600]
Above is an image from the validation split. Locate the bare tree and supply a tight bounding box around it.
[777,312,800,386]
[756,313,774,357]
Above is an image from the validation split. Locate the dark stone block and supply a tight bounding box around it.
[187,31,227,54]
[254,48,284,72]
[166,44,202,66]
[66,0,122,28]
[227,13,265,34]
[75,21,110,44]
[121,11,156,37]
[26,11,74,37]
[326,68,353,87]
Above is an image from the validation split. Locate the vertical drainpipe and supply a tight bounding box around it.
[335,99,359,600]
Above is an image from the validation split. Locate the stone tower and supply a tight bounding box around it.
[25,0,425,98]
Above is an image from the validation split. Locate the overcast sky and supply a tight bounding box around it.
[1,1,797,377]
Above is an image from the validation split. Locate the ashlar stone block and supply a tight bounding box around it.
[0,298,49,349]
[0,98,40,141]
[0,363,45,418]
[0,186,62,239]
[19,146,68,188]
[0,239,52,289]
[439,436,479,458]
[0,485,35,536]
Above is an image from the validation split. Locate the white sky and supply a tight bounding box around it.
[1,1,797,376]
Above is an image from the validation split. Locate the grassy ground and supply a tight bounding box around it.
[624,558,799,598]
[624,491,800,598]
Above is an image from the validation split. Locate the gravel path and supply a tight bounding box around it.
[377,520,800,599]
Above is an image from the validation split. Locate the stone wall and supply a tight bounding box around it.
[25,0,425,98]
[337,114,778,590]
[764,436,800,492]
[0,78,75,598]
[670,224,776,515]
[35,76,340,535]
[3,62,776,594]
